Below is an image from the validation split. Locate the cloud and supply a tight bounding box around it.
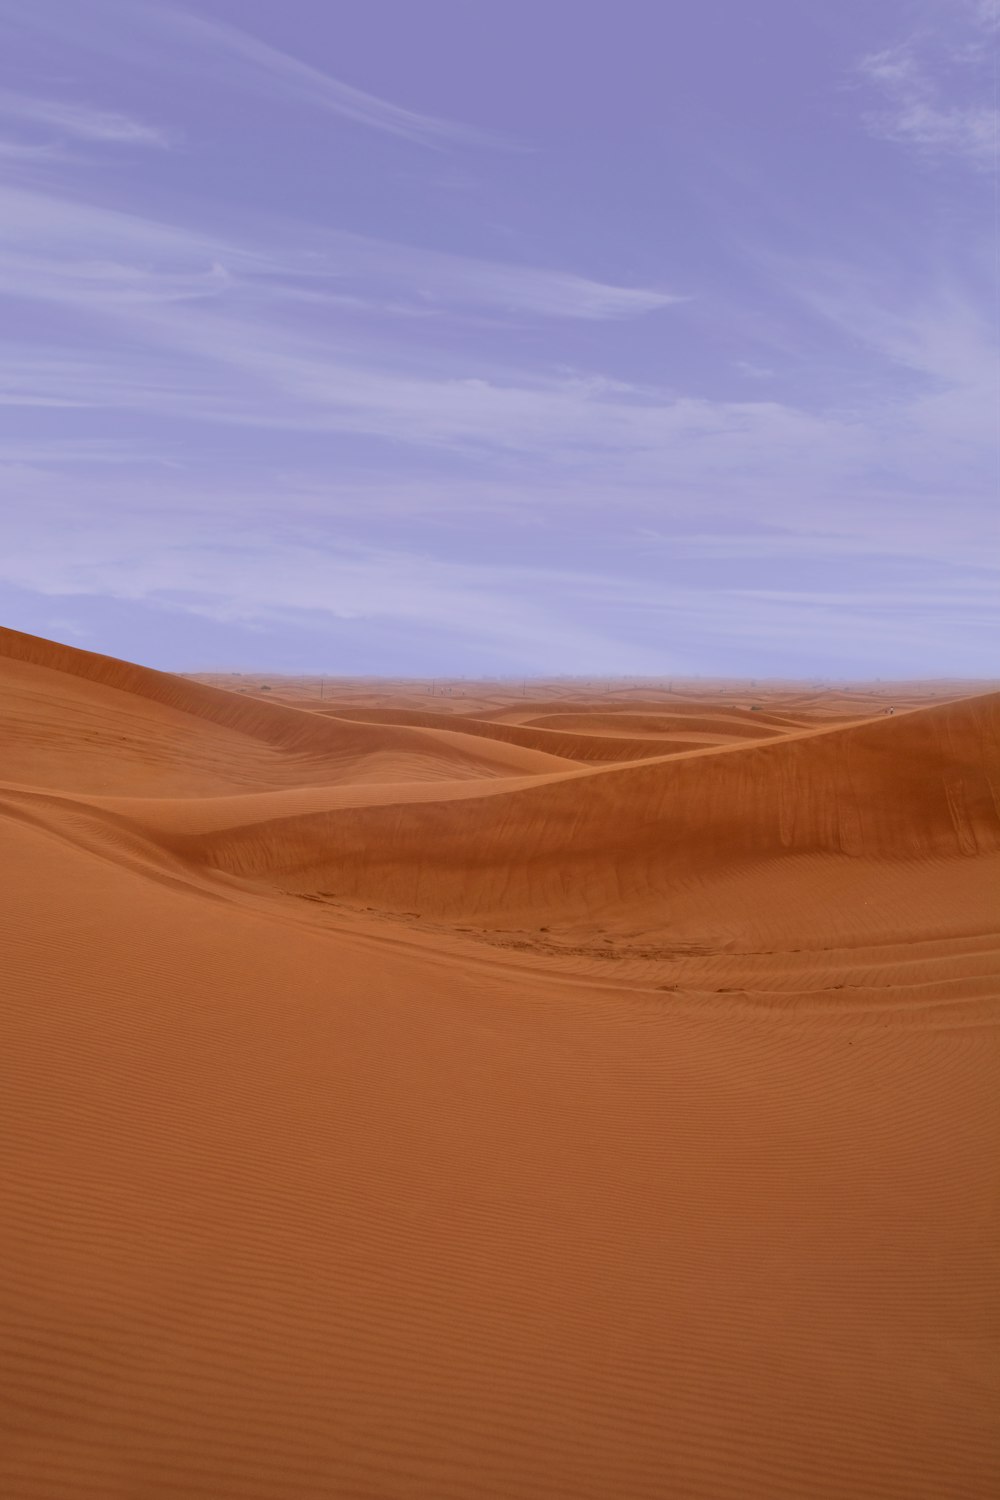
[858,36,997,169]
[44,615,89,639]
[0,88,170,147]
[0,182,991,575]
[733,360,775,380]
[1,249,992,545]
[0,0,508,151]
[154,3,511,150]
[0,491,683,673]
[970,1,999,33]
[0,334,843,478]
[292,233,683,321]
[0,182,247,272]
[3,475,994,674]
[0,181,678,322]
[0,136,62,161]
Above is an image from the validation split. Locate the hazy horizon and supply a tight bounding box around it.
[186,669,999,686]
[2,0,997,676]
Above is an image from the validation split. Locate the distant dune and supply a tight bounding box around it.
[172,689,1000,926]
[2,624,998,1500]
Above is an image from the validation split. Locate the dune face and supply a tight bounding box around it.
[2,625,998,1500]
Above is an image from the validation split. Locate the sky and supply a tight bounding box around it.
[0,0,997,676]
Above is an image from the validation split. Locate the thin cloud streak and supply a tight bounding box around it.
[0,87,170,146]
[0,183,678,322]
[153,2,514,150]
[286,232,684,320]
[0,0,509,151]
[0,136,64,161]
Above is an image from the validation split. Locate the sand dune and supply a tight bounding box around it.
[173,690,1000,925]
[0,627,572,792]
[2,626,998,1500]
[521,709,792,739]
[309,704,714,761]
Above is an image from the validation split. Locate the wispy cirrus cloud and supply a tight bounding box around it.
[969,0,999,34]
[0,136,63,161]
[0,181,680,322]
[858,4,998,171]
[150,2,511,150]
[285,234,683,321]
[0,0,507,150]
[0,175,992,567]
[0,87,169,147]
[0,489,685,673]
[3,469,994,675]
[0,181,696,464]
[0,315,991,575]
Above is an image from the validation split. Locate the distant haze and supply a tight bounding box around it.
[1,0,997,675]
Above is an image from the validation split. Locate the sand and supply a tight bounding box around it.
[1,624,998,1499]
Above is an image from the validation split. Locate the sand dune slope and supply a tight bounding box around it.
[0,627,569,791]
[183,690,1000,923]
[480,698,802,730]
[522,709,790,739]
[312,704,712,760]
[1,630,998,1500]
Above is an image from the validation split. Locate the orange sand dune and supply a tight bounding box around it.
[0,627,572,792]
[309,703,715,761]
[521,709,791,739]
[2,626,998,1500]
[173,691,1000,926]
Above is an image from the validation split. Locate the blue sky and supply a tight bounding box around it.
[1,0,997,675]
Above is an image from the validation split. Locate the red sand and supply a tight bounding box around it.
[2,625,998,1499]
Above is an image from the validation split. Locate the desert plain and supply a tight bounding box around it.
[1,622,999,1498]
